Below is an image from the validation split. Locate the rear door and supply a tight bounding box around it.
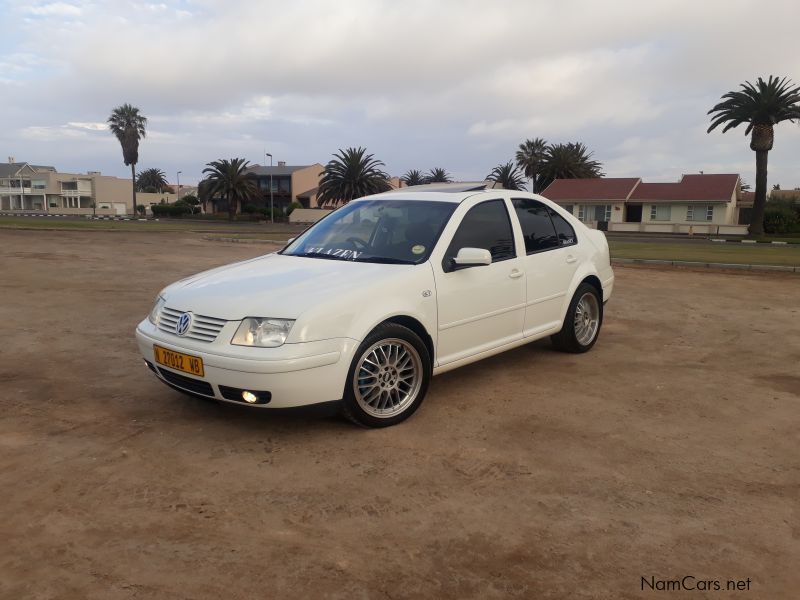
[511,198,580,336]
[433,198,526,365]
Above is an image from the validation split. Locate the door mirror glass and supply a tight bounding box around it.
[453,247,492,267]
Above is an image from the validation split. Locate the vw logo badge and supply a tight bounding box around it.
[175,312,192,336]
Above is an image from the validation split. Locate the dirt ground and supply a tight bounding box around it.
[1,229,798,600]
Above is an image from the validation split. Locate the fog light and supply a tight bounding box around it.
[241,390,258,404]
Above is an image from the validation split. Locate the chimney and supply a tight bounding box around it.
[8,156,15,163]
[278,161,286,167]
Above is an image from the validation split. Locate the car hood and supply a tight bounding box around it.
[162,253,413,320]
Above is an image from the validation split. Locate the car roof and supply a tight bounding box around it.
[361,183,538,204]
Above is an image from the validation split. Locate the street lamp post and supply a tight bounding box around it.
[176,171,182,198]
[265,152,274,224]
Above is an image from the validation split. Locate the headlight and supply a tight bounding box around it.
[148,296,166,325]
[231,318,295,347]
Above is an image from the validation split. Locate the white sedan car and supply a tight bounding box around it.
[136,183,613,427]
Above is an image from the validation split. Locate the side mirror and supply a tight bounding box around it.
[452,247,492,268]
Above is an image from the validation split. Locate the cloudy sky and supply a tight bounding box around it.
[1,0,799,187]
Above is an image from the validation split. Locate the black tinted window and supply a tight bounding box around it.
[548,208,577,247]
[445,199,515,266]
[512,198,559,253]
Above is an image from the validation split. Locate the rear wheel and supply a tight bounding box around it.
[341,323,431,428]
[551,283,603,353]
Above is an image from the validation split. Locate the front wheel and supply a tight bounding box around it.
[551,283,603,353]
[341,323,431,428]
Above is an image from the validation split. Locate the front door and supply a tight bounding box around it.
[434,199,525,366]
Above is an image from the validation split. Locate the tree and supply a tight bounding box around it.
[108,103,147,216]
[773,183,781,191]
[401,169,426,186]
[136,168,169,193]
[535,142,603,191]
[200,158,259,220]
[425,167,452,183]
[486,161,526,190]
[740,180,752,191]
[515,137,548,193]
[317,147,392,206]
[707,76,800,235]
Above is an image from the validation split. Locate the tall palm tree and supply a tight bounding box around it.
[515,137,548,193]
[201,158,259,220]
[708,76,800,235]
[536,142,603,191]
[401,169,426,186]
[317,147,392,206]
[108,104,147,216]
[486,161,526,190]
[136,168,169,193]
[425,167,453,183]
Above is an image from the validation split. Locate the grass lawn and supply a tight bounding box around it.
[610,241,800,266]
[0,216,305,236]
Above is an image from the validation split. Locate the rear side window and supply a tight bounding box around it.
[444,199,516,267]
[548,208,577,247]
[512,198,559,254]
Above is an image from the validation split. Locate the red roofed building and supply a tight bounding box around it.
[541,173,747,234]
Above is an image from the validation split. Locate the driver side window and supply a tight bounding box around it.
[443,199,516,270]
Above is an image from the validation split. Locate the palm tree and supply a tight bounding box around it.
[708,76,800,235]
[536,142,603,191]
[108,104,147,216]
[425,167,452,183]
[201,158,259,220]
[486,162,526,190]
[317,147,392,206]
[401,169,426,186]
[136,168,169,193]
[515,137,548,193]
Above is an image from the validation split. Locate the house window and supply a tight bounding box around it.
[687,204,714,222]
[650,204,671,221]
[593,205,611,222]
[577,205,585,221]
[562,204,574,215]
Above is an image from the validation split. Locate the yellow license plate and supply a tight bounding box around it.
[153,345,205,377]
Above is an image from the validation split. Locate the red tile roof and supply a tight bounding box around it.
[542,177,640,201]
[629,174,739,202]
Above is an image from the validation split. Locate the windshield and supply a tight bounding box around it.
[281,199,457,264]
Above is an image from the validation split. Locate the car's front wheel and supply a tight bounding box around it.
[341,323,431,427]
[551,282,603,353]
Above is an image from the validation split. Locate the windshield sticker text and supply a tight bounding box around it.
[305,247,363,259]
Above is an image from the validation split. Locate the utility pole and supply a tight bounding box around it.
[265,152,274,224]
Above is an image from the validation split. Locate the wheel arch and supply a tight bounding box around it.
[377,315,435,368]
[581,274,603,300]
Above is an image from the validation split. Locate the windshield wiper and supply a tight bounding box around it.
[352,256,416,265]
[293,252,349,261]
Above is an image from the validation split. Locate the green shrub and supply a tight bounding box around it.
[763,199,800,234]
[151,202,192,218]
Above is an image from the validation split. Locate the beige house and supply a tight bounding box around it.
[543,174,748,235]
[0,160,176,216]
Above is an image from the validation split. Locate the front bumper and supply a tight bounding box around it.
[135,320,359,408]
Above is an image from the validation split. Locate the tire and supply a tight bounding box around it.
[341,323,432,428]
[550,282,603,353]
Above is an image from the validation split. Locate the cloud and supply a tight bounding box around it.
[1,0,799,186]
[26,2,82,16]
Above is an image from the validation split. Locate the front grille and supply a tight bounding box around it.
[157,307,227,342]
[157,368,215,397]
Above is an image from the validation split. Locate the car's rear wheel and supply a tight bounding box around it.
[342,323,431,427]
[551,282,603,353]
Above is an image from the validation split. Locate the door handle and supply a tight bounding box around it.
[509,269,523,279]
[566,255,577,264]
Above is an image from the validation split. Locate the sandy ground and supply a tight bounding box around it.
[1,229,798,600]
